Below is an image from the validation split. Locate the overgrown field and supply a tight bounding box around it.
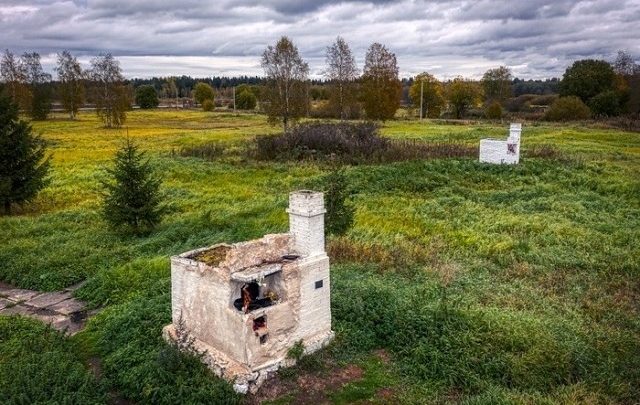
[1,110,639,404]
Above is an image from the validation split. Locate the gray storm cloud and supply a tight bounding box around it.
[0,0,638,79]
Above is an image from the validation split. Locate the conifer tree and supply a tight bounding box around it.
[101,139,165,233]
[324,167,354,236]
[0,94,50,215]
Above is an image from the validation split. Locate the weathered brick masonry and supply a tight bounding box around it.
[163,190,334,394]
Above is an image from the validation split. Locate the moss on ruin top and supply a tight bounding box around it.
[192,245,231,267]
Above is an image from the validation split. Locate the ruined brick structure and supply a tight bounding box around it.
[479,123,522,164]
[163,190,333,393]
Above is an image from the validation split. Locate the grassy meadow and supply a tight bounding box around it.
[1,109,639,404]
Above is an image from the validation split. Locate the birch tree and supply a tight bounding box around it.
[55,51,85,119]
[325,37,359,119]
[261,37,309,131]
[90,53,129,128]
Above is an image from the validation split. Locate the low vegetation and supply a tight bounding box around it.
[0,110,638,404]
[545,96,592,121]
[251,122,477,164]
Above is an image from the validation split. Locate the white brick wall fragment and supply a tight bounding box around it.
[165,190,333,394]
[479,123,522,165]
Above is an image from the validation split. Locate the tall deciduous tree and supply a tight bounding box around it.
[22,52,52,120]
[560,59,616,103]
[55,51,85,119]
[447,77,481,119]
[261,36,309,131]
[613,50,640,115]
[613,50,639,76]
[325,37,359,120]
[162,77,179,102]
[0,50,29,110]
[481,66,512,104]
[90,54,129,128]
[0,94,50,215]
[409,72,445,118]
[361,43,401,121]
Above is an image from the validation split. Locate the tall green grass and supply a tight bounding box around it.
[1,110,638,403]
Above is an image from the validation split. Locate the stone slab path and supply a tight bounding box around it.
[0,281,91,335]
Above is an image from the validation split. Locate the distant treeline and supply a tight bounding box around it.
[127,75,560,98]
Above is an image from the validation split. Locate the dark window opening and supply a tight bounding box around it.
[253,316,268,344]
[315,280,323,289]
[233,282,276,313]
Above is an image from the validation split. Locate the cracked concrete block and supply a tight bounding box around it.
[3,288,41,302]
[25,291,73,308]
[0,304,35,317]
[48,298,87,315]
[0,298,11,310]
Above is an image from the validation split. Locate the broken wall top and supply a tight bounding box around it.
[171,233,293,282]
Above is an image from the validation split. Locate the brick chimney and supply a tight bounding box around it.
[286,190,326,257]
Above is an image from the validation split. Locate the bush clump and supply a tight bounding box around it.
[545,96,592,121]
[177,142,225,161]
[202,99,214,112]
[484,101,503,119]
[235,89,257,110]
[588,90,621,117]
[251,122,476,164]
[135,85,159,109]
[252,122,387,162]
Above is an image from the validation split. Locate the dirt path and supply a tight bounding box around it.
[0,281,92,335]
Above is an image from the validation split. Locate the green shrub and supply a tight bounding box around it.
[545,96,591,121]
[235,89,257,110]
[505,94,537,112]
[135,85,159,109]
[324,168,355,236]
[202,99,214,112]
[484,101,503,119]
[530,94,558,106]
[193,82,215,106]
[588,90,621,117]
[101,139,166,233]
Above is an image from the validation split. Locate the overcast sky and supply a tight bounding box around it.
[1,0,639,80]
